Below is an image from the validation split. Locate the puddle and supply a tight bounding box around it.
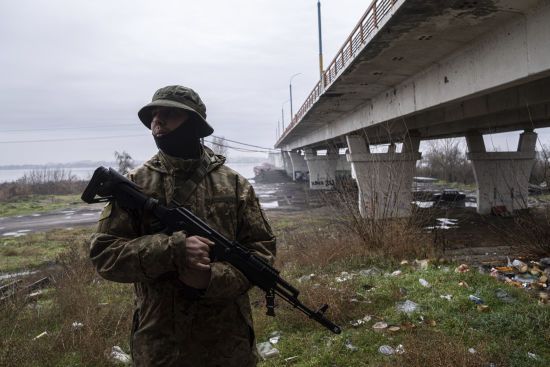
[31,213,41,217]
[81,213,96,217]
[64,216,73,219]
[425,218,459,230]
[2,230,30,237]
[261,201,279,209]
[60,210,76,215]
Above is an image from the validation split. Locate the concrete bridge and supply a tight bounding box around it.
[274,0,550,217]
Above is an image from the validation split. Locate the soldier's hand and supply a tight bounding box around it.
[184,235,214,271]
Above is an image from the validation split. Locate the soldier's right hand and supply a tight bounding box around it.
[184,235,214,271]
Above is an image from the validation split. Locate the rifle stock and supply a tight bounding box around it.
[83,166,341,334]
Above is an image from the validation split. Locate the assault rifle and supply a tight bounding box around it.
[82,167,341,334]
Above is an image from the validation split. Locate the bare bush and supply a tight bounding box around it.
[417,138,474,184]
[115,151,135,175]
[0,168,87,200]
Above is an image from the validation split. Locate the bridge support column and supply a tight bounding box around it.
[289,151,309,181]
[281,151,293,178]
[267,151,284,168]
[336,153,352,179]
[346,135,421,218]
[466,130,537,215]
[304,148,339,189]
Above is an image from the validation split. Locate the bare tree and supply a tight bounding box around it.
[208,136,229,158]
[114,151,135,175]
[420,138,473,183]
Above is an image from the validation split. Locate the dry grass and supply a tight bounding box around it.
[0,238,133,367]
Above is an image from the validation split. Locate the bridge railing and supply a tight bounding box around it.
[277,0,398,146]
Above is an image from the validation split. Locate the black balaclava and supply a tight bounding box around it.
[154,121,202,159]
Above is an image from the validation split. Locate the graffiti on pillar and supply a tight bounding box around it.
[311,178,335,188]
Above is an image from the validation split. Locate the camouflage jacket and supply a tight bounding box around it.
[90,148,276,367]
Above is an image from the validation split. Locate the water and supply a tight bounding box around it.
[0,162,260,183]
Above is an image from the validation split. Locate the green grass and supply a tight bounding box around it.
[0,228,91,273]
[254,263,550,366]
[1,211,549,366]
[0,194,83,217]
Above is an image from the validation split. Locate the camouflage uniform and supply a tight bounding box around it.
[90,148,276,367]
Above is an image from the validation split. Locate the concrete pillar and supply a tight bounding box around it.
[281,151,293,178]
[267,151,284,168]
[346,134,422,218]
[289,150,309,181]
[466,130,537,214]
[336,152,352,179]
[304,148,339,190]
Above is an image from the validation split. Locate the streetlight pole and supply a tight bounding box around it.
[289,72,301,123]
[317,0,324,80]
[281,99,289,130]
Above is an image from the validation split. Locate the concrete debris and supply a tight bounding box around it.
[419,278,431,288]
[257,342,280,360]
[111,346,131,364]
[396,300,419,314]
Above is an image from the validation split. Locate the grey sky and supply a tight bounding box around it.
[1,0,549,165]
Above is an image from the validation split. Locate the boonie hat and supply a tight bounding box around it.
[138,85,214,138]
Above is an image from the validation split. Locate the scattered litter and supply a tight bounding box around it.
[379,345,395,355]
[257,342,280,360]
[388,326,401,332]
[32,331,48,340]
[27,290,43,300]
[268,331,281,344]
[72,322,84,330]
[390,270,402,277]
[440,294,453,301]
[111,346,131,364]
[345,339,358,352]
[455,264,470,273]
[540,257,550,267]
[495,289,515,304]
[359,267,382,277]
[335,271,353,282]
[284,356,299,363]
[399,287,408,296]
[425,319,437,327]
[468,348,477,354]
[468,295,484,304]
[414,259,429,270]
[396,300,419,314]
[527,352,539,360]
[477,304,490,312]
[372,321,388,330]
[297,274,315,283]
[512,259,528,273]
[419,278,431,288]
[539,292,549,305]
[400,260,409,265]
[458,281,469,288]
[513,274,537,284]
[350,315,372,327]
[395,344,405,354]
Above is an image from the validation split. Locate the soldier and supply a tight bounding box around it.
[90,85,276,367]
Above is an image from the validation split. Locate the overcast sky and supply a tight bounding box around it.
[1,0,548,166]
